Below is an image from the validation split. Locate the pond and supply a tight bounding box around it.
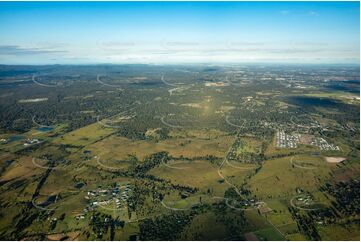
[36,126,54,132]
[8,135,23,142]
[74,182,85,189]
[39,195,57,207]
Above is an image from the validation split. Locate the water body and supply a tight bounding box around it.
[36,126,54,132]
[74,182,85,189]
[8,135,23,142]
[39,195,57,207]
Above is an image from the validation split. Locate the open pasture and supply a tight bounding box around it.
[249,155,334,199]
[85,134,233,161]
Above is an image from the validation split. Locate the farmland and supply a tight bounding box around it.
[0,64,359,240]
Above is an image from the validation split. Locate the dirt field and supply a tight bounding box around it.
[299,134,314,144]
[325,157,346,163]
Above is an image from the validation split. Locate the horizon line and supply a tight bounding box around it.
[0,62,360,66]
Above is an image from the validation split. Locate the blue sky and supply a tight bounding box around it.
[0,1,359,64]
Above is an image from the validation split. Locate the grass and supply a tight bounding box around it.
[169,128,229,139]
[114,222,140,240]
[161,193,214,210]
[277,222,299,235]
[149,160,221,191]
[149,159,253,196]
[88,155,131,171]
[40,168,79,194]
[248,155,333,199]
[0,156,44,182]
[264,199,295,227]
[180,212,230,240]
[0,123,68,154]
[303,92,360,105]
[0,104,357,241]
[236,136,262,154]
[253,227,285,241]
[25,123,68,139]
[317,222,360,241]
[52,122,115,147]
[286,233,308,240]
[244,210,271,230]
[85,134,233,161]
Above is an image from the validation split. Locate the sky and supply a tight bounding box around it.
[0,1,359,64]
